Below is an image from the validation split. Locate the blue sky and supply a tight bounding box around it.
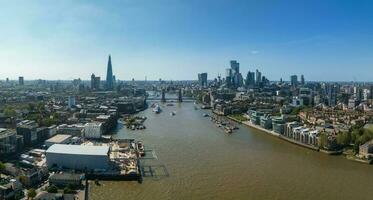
[0,0,373,81]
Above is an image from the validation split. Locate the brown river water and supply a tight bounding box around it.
[90,102,373,200]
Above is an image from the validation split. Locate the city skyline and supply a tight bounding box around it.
[1,0,373,81]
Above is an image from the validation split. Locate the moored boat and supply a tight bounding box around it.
[152,104,161,113]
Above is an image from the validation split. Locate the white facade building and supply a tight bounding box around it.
[84,122,103,139]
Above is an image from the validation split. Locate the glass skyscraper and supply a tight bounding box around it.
[106,55,114,90]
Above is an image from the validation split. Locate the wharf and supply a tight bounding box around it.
[346,155,373,164]
[86,172,141,181]
[85,157,142,181]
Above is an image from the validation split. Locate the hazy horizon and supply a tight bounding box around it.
[1,0,373,82]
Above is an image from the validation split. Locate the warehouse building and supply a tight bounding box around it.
[46,144,110,171]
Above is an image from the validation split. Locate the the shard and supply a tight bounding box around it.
[106,54,114,90]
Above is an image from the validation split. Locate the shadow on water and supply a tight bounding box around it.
[138,148,170,181]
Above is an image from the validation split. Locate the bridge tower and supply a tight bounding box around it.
[161,89,166,102]
[178,88,183,102]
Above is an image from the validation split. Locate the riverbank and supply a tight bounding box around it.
[227,115,244,124]
[241,121,320,152]
[239,119,368,165]
[226,114,320,151]
[218,112,366,164]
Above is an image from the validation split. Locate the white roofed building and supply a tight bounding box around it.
[46,144,110,171]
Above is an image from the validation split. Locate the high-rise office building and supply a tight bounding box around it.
[198,73,208,88]
[357,87,363,102]
[290,75,298,88]
[300,75,305,85]
[113,75,116,87]
[326,84,337,107]
[299,88,312,106]
[91,74,101,90]
[255,69,262,86]
[19,76,24,86]
[217,74,222,86]
[261,76,269,86]
[246,71,255,88]
[234,73,244,87]
[68,96,76,108]
[230,60,240,74]
[230,60,243,88]
[225,68,233,87]
[106,54,114,90]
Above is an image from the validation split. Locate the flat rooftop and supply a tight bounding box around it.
[0,129,15,138]
[45,134,72,143]
[46,144,110,156]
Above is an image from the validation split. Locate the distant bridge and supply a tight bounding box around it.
[146,97,195,102]
[146,89,195,102]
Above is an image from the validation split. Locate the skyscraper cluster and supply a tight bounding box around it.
[218,60,269,89]
[244,69,269,88]
[89,55,117,91]
[225,60,244,88]
[290,74,305,88]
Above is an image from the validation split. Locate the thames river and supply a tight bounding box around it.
[90,102,373,200]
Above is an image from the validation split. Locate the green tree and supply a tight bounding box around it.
[336,131,351,146]
[63,184,76,194]
[350,127,373,147]
[27,188,37,199]
[353,143,360,154]
[290,106,304,115]
[319,133,328,149]
[3,106,16,117]
[18,175,28,186]
[36,102,44,112]
[0,161,5,172]
[47,184,58,193]
[63,187,75,194]
[28,103,35,111]
[42,117,58,127]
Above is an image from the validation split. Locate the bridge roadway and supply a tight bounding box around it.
[146,97,195,102]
